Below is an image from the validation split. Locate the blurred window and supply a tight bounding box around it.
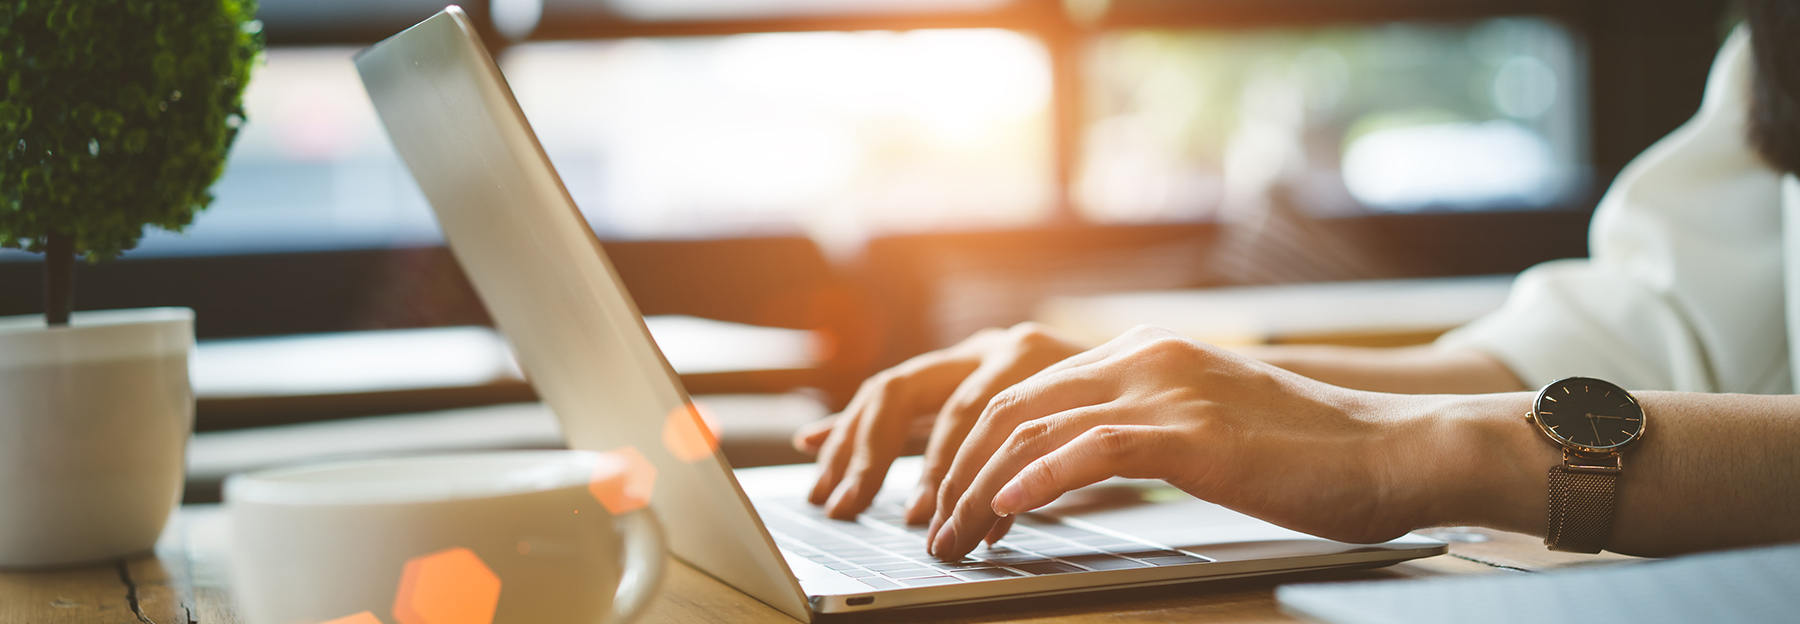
[570,0,1015,22]
[109,47,441,258]
[1079,18,1585,223]
[8,11,1587,260]
[51,30,1054,259]
[501,30,1054,247]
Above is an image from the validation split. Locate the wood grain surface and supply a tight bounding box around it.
[0,507,1634,624]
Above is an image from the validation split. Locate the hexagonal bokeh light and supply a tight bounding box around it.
[588,446,657,515]
[392,547,502,624]
[662,402,721,463]
[323,612,384,624]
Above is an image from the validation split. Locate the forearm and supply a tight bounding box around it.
[1413,391,1800,557]
[1248,344,1527,394]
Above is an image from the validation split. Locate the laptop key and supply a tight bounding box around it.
[1062,554,1149,571]
[768,497,1191,585]
[1095,541,1158,552]
[930,560,991,571]
[954,568,1023,581]
[971,548,1029,562]
[1009,561,1084,576]
[1030,545,1105,558]
[865,562,924,572]
[823,563,861,571]
[856,577,899,590]
[983,554,1052,565]
[882,567,944,580]
[900,576,962,587]
[1031,524,1099,537]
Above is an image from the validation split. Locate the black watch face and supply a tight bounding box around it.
[1534,377,1646,451]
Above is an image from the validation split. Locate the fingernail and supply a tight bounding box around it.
[992,480,1023,517]
[926,516,944,544]
[905,486,931,523]
[931,523,958,560]
[809,470,833,505]
[825,483,854,518]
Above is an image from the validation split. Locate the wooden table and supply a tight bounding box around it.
[1,506,1635,624]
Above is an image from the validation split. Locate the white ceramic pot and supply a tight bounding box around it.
[0,308,195,568]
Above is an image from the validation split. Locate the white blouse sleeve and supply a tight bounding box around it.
[1436,28,1791,393]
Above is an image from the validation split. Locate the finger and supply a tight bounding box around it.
[808,402,862,505]
[810,345,977,506]
[928,366,1111,546]
[792,415,839,455]
[824,358,983,517]
[824,383,915,519]
[1022,325,1177,383]
[906,323,1096,523]
[985,516,1015,546]
[907,353,1042,525]
[811,326,1021,515]
[928,327,1201,538]
[992,424,1164,518]
[929,405,1113,559]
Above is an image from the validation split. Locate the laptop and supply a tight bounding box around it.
[354,7,1445,620]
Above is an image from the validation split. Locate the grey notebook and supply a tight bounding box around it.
[1277,542,1800,624]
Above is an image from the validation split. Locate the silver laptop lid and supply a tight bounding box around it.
[354,7,812,620]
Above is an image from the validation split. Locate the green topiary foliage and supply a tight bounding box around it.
[0,0,263,260]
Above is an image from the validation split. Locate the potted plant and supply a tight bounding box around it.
[0,0,261,567]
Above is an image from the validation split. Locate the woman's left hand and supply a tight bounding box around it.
[924,326,1450,560]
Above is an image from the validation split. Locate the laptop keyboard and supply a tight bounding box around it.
[757,497,1211,591]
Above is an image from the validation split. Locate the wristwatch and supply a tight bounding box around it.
[1525,376,1647,553]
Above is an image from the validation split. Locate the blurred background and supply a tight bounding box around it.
[0,0,1740,422]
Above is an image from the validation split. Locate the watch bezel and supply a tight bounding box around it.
[1531,376,1647,454]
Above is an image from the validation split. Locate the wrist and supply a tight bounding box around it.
[1399,392,1556,534]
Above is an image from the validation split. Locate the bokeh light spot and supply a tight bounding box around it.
[323,612,384,624]
[588,446,656,515]
[392,547,501,624]
[662,402,721,463]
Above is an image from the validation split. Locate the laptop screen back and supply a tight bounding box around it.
[354,7,811,619]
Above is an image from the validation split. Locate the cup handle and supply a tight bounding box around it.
[608,508,667,624]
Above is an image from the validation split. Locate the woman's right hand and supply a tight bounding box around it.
[793,323,1089,524]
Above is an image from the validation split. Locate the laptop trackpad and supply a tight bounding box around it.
[1039,482,1422,562]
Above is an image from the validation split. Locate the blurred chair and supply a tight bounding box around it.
[187,235,873,428]
[0,235,869,424]
[166,235,865,501]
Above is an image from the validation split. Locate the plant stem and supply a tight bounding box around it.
[44,232,74,326]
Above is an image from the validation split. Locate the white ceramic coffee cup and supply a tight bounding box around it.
[226,450,665,624]
[0,308,194,568]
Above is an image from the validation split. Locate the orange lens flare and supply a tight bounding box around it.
[323,612,384,624]
[392,547,502,624]
[662,402,721,463]
[588,446,657,515]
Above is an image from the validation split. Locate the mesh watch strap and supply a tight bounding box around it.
[1545,466,1618,553]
